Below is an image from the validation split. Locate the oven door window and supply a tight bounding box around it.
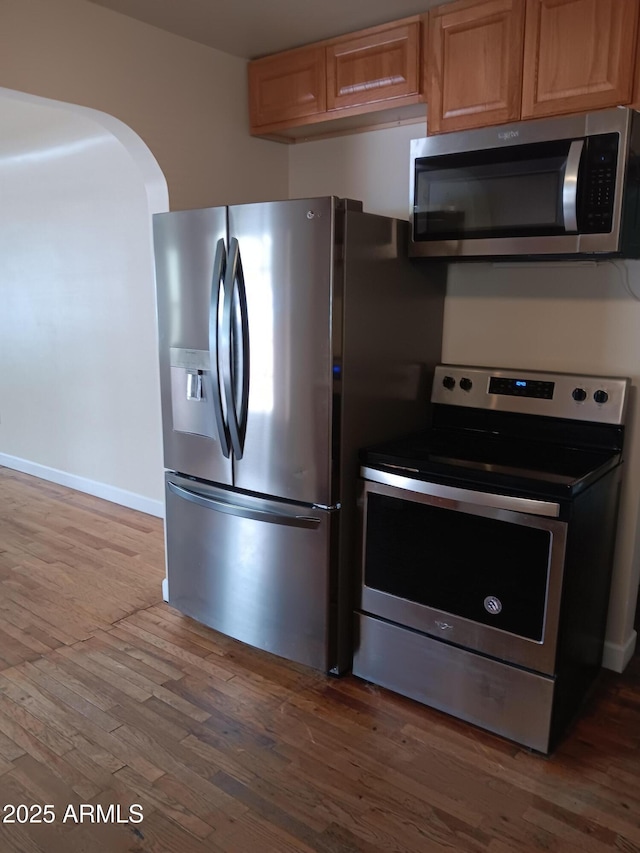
[364,493,552,641]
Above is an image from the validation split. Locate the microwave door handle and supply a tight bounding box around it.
[562,140,584,232]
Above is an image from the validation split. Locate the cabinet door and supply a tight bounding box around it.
[326,22,421,111]
[522,0,639,119]
[427,0,525,134]
[248,46,326,132]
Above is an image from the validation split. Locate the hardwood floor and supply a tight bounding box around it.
[0,465,638,852]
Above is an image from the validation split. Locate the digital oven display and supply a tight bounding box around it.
[489,377,555,399]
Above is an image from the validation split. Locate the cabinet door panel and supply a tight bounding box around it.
[522,0,638,119]
[249,46,326,131]
[427,0,525,134]
[326,23,421,111]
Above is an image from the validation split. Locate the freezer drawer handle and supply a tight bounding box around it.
[210,238,231,457]
[167,481,322,528]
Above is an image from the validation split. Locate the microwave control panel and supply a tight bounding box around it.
[580,133,619,233]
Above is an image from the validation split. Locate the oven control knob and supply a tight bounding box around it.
[572,387,587,402]
[594,389,609,405]
[442,375,456,390]
[460,377,473,392]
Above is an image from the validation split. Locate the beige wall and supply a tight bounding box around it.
[290,123,640,671]
[0,0,289,210]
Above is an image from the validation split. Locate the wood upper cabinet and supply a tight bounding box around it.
[522,0,639,119]
[248,0,640,141]
[248,46,326,132]
[426,0,526,134]
[248,17,424,139]
[326,22,421,111]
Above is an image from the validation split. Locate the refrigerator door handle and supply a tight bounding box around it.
[209,238,231,458]
[167,481,322,528]
[222,237,250,459]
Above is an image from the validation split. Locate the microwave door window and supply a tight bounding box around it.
[414,143,571,242]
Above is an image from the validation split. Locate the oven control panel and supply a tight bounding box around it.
[488,376,554,399]
[432,364,629,425]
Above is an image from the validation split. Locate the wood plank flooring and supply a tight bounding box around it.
[0,465,638,852]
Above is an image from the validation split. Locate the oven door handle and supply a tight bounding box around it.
[361,466,561,518]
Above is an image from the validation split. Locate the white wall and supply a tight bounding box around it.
[290,123,640,671]
[0,89,168,513]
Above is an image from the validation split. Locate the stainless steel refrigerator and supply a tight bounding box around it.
[153,197,444,674]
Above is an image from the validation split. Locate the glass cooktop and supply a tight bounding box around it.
[360,430,621,499]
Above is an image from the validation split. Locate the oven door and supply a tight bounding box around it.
[358,469,568,675]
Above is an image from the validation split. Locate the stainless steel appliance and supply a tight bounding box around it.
[354,364,628,752]
[409,107,640,259]
[152,197,444,674]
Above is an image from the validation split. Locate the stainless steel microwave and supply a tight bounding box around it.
[409,108,640,260]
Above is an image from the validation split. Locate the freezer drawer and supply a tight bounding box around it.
[165,473,335,672]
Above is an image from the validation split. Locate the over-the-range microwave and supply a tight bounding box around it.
[409,107,640,260]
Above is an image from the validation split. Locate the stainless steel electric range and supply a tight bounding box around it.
[353,364,629,753]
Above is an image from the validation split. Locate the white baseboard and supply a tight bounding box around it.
[602,630,637,673]
[0,453,164,518]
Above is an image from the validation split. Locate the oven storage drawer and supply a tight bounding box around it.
[358,474,568,675]
[353,612,556,753]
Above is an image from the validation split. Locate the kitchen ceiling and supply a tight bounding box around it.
[85,0,443,59]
